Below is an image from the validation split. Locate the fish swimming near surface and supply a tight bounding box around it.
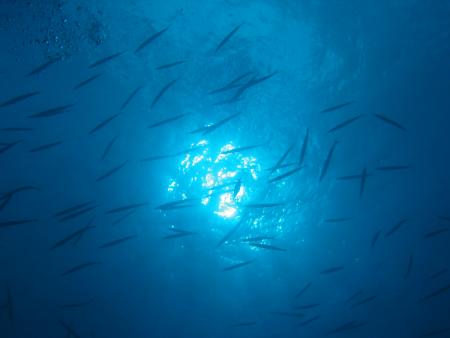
[148,113,186,128]
[269,166,303,183]
[0,91,40,108]
[73,73,102,90]
[2,285,14,324]
[223,260,254,272]
[151,79,178,109]
[163,230,197,240]
[57,204,98,223]
[420,282,450,302]
[89,51,124,68]
[59,298,94,309]
[319,141,338,182]
[221,143,265,154]
[101,135,118,160]
[373,113,406,131]
[337,167,370,197]
[112,210,136,226]
[50,223,95,250]
[438,216,450,222]
[95,161,127,182]
[320,266,344,274]
[320,101,354,114]
[230,321,257,327]
[54,201,95,218]
[26,58,59,77]
[0,140,22,155]
[229,71,277,102]
[424,228,449,239]
[89,113,120,134]
[61,262,100,277]
[243,202,285,208]
[324,217,353,223]
[249,243,286,251]
[28,104,74,118]
[121,86,142,110]
[269,311,304,318]
[428,268,447,280]
[28,140,63,153]
[294,303,320,310]
[59,320,81,338]
[0,218,37,228]
[345,289,364,304]
[209,71,254,95]
[376,165,411,171]
[215,23,242,53]
[299,128,309,165]
[233,179,241,199]
[269,142,296,174]
[297,315,320,327]
[351,295,377,309]
[190,112,242,135]
[135,26,170,53]
[385,219,408,237]
[295,282,312,298]
[98,234,137,249]
[327,114,363,133]
[327,321,366,335]
[105,203,147,214]
[0,186,39,211]
[217,217,247,247]
[0,127,34,132]
[371,230,382,248]
[405,254,414,279]
[241,235,276,242]
[155,198,199,211]
[155,60,186,70]
[420,328,450,337]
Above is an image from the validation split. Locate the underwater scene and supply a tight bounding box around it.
[1,1,450,337]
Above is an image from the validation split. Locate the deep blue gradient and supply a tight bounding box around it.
[1,1,450,337]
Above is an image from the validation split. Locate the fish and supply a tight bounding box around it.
[385,219,408,237]
[405,254,414,279]
[89,113,120,134]
[155,198,199,210]
[59,299,94,309]
[73,73,102,90]
[215,23,242,53]
[320,266,344,274]
[328,114,363,133]
[0,219,37,228]
[229,71,277,102]
[351,296,377,308]
[190,112,242,135]
[101,135,118,160]
[135,26,170,53]
[151,79,178,109]
[327,320,366,335]
[299,129,309,165]
[0,186,39,211]
[217,218,246,247]
[54,201,95,218]
[221,143,264,154]
[89,51,124,68]
[295,282,312,298]
[209,71,254,95]
[112,210,136,226]
[337,168,371,197]
[148,113,186,128]
[0,140,22,155]
[345,289,364,304]
[59,320,81,338]
[421,282,450,302]
[105,203,147,214]
[121,86,142,110]
[249,243,286,251]
[57,205,98,223]
[96,161,127,182]
[376,165,411,171]
[1,91,40,108]
[324,218,353,223]
[98,235,137,248]
[424,228,449,239]
[320,101,354,114]
[0,127,34,132]
[420,328,450,337]
[240,235,276,242]
[265,162,298,172]
[428,268,447,280]
[438,216,450,222]
[297,315,320,327]
[28,104,74,118]
[268,166,303,183]
[243,202,285,208]
[155,60,186,70]
[269,311,304,318]
[50,223,95,250]
[319,141,338,181]
[269,142,298,174]
[163,231,197,239]
[233,179,241,199]
[3,285,13,324]
[223,260,254,272]
[371,230,382,248]
[61,262,100,277]
[26,58,59,77]
[373,113,406,131]
[230,321,257,327]
[28,140,63,153]
[294,303,320,310]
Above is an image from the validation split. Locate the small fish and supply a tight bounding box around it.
[233,179,241,199]
[54,201,95,218]
[269,311,304,318]
[428,268,447,280]
[0,140,22,154]
[155,60,186,70]
[424,228,449,239]
[151,79,178,109]
[0,91,40,108]
[50,223,95,250]
[249,243,286,251]
[221,143,264,154]
[376,165,411,171]
[217,218,246,247]
[0,186,39,211]
[243,202,285,208]
[319,141,338,182]
[324,218,352,223]
[0,127,34,132]
[61,262,99,277]
[155,198,199,210]
[294,303,320,310]
[73,73,102,90]
[98,235,137,248]
[135,26,170,53]
[148,113,186,128]
[28,104,74,118]
[328,114,363,133]
[230,321,257,327]
[105,203,147,214]
[223,260,254,272]
[121,86,142,110]
[299,129,309,165]
[26,58,59,77]
[327,321,366,335]
[439,216,450,222]
[209,71,254,95]
[351,296,377,309]
[345,289,364,304]
[295,282,312,298]
[215,24,242,53]
[297,315,320,327]
[112,210,135,226]
[4,285,13,324]
[0,219,37,228]
[320,266,344,274]
[371,230,382,248]
[404,254,414,279]
[59,299,94,309]
[420,328,450,337]
[269,166,303,183]
[101,135,118,160]
[265,162,298,172]
[163,231,197,240]
[57,205,98,223]
[190,112,242,135]
[28,140,63,153]
[59,320,81,338]
[320,101,354,114]
[421,282,450,302]
[241,235,276,242]
[96,161,127,182]
[385,219,408,237]
[90,113,120,134]
[373,113,406,131]
[231,71,278,102]
[89,51,124,68]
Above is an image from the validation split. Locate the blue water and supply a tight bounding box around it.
[1,1,450,337]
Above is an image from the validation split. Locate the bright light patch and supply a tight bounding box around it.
[215,192,237,218]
